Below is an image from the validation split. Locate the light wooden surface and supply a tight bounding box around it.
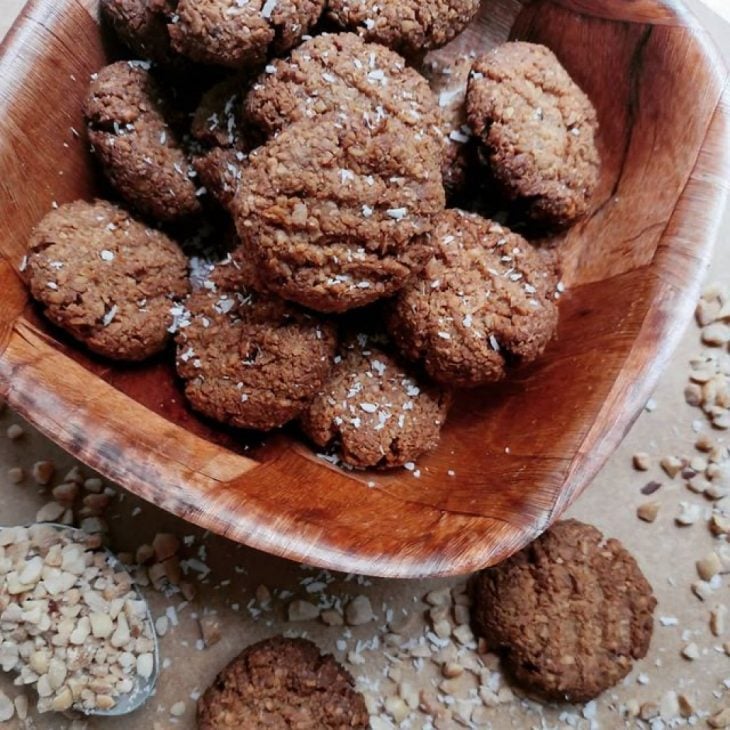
[0,0,728,579]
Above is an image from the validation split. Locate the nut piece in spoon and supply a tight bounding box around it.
[0,524,159,717]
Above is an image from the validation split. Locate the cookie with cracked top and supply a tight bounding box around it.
[300,333,451,469]
[386,209,560,388]
[232,112,445,314]
[325,0,481,57]
[197,636,369,729]
[244,33,446,162]
[24,199,189,361]
[467,42,600,226]
[168,0,325,69]
[175,249,337,432]
[472,519,656,703]
[84,61,202,222]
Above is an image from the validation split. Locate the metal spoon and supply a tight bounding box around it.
[2,523,160,717]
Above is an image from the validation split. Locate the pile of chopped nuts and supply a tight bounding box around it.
[688,283,730,430]
[0,524,155,715]
[357,584,516,729]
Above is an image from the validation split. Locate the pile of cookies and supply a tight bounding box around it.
[22,0,601,470]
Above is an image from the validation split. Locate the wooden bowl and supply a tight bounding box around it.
[0,0,727,578]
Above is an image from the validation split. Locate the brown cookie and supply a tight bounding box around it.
[84,61,202,222]
[472,519,656,703]
[387,210,559,388]
[426,55,475,199]
[300,333,450,469]
[325,0,480,57]
[244,32,446,162]
[101,0,180,67]
[193,147,247,209]
[175,250,337,431]
[466,42,600,225]
[191,75,254,207]
[192,75,250,150]
[232,113,445,313]
[168,0,325,70]
[24,200,189,361]
[197,636,368,729]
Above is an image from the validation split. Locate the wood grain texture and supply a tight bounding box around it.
[547,0,684,23]
[0,0,727,578]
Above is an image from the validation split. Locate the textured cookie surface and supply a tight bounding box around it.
[84,61,202,222]
[232,113,445,313]
[245,32,446,161]
[426,55,475,199]
[387,210,559,387]
[191,75,253,207]
[192,75,250,150]
[101,0,180,67]
[169,0,325,69]
[467,42,600,225]
[300,334,450,469]
[326,0,480,56]
[25,200,189,361]
[175,251,337,431]
[197,636,369,729]
[472,519,656,703]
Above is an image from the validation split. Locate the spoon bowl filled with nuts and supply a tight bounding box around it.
[0,523,159,718]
